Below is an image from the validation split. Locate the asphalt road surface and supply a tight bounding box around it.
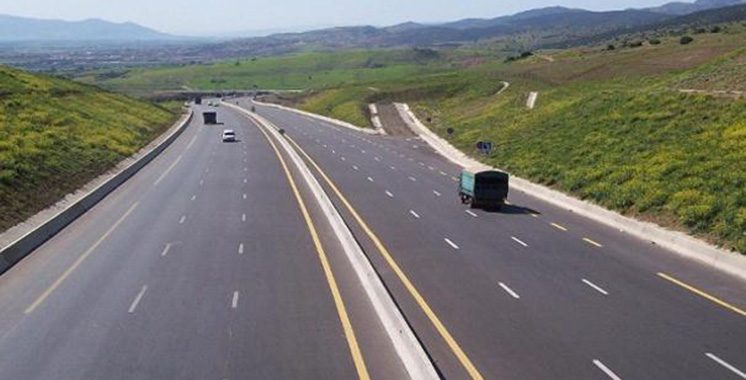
[0,104,409,380]
[0,97,743,380]
[234,98,746,380]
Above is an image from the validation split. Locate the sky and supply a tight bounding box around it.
[0,0,677,36]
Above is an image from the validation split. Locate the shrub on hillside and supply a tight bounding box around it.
[649,39,662,45]
[680,36,694,45]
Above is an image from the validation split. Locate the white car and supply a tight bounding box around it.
[222,130,236,142]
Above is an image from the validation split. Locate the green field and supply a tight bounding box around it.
[0,65,179,232]
[85,49,458,97]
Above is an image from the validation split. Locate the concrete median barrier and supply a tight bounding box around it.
[252,99,384,135]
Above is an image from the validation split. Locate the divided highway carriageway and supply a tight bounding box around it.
[0,98,743,380]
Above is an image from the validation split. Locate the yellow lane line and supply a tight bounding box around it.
[657,273,746,317]
[25,201,140,314]
[285,135,484,380]
[583,237,603,248]
[253,120,370,380]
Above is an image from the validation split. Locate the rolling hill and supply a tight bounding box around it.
[646,0,746,15]
[177,2,746,60]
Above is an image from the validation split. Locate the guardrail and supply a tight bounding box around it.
[0,111,194,274]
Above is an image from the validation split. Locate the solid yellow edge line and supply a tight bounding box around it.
[253,121,370,380]
[25,201,140,314]
[285,135,484,380]
[657,272,746,317]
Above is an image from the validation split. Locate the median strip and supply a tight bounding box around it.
[245,106,477,379]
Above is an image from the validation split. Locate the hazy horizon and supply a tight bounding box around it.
[0,0,684,36]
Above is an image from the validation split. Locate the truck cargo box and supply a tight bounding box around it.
[203,111,217,125]
[459,168,509,209]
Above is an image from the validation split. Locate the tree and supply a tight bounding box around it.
[680,36,694,45]
[607,44,616,51]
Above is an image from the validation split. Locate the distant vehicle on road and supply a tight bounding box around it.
[459,168,509,209]
[203,111,218,125]
[194,97,202,105]
[222,129,236,142]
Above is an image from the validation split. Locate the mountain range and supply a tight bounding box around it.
[2,0,745,43]
[0,14,175,42]
[201,1,746,57]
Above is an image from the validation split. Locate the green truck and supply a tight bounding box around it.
[459,168,510,209]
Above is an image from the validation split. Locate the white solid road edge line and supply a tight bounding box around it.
[593,359,623,380]
[706,353,746,378]
[225,102,439,380]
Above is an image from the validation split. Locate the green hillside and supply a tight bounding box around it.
[293,28,746,253]
[0,65,179,232]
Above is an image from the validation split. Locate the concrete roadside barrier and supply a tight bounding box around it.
[0,111,194,274]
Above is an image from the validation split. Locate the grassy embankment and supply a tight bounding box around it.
[0,65,179,232]
[297,29,746,253]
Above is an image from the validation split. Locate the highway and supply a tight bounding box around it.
[233,98,746,379]
[0,104,409,379]
[0,98,743,380]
